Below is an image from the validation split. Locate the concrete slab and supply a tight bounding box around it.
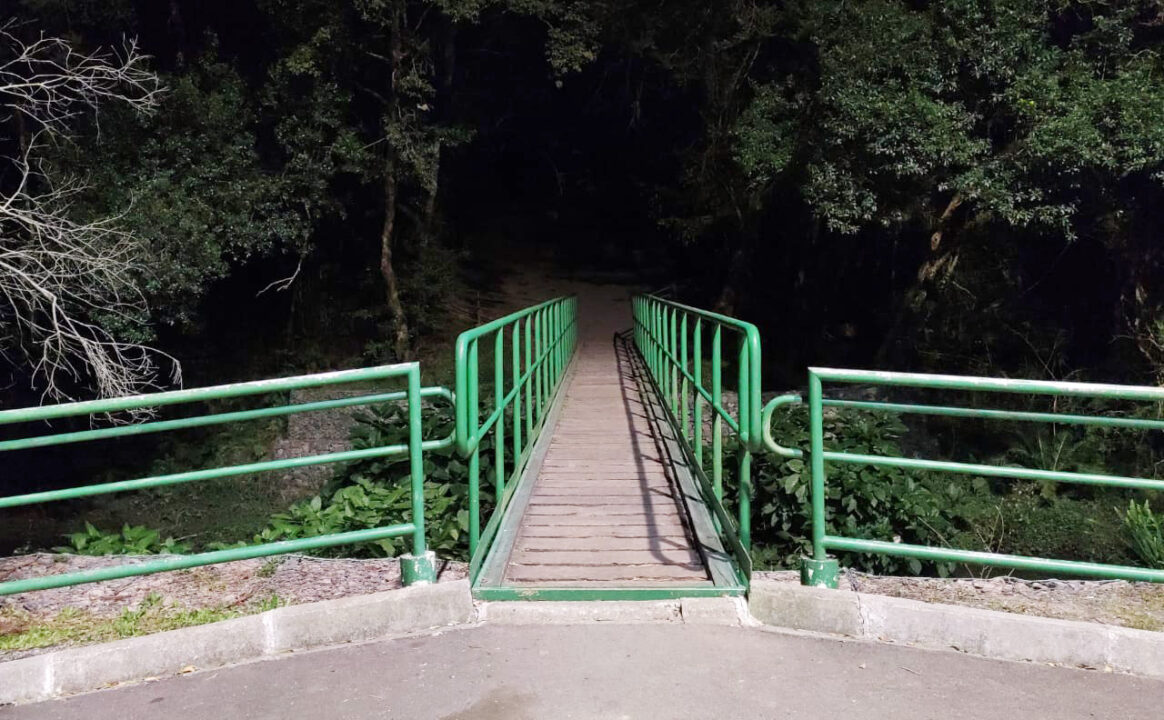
[7,624,1162,719]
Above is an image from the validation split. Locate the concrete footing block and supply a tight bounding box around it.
[266,578,473,652]
[680,597,744,625]
[0,580,475,706]
[748,579,1164,679]
[748,581,863,636]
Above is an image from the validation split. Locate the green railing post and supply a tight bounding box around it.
[711,325,723,501]
[681,314,690,442]
[494,330,506,501]
[468,339,481,557]
[693,318,704,469]
[401,364,437,584]
[737,341,751,551]
[512,323,523,464]
[801,370,839,587]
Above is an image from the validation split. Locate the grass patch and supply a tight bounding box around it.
[0,592,283,654]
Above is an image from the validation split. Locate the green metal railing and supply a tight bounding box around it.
[632,294,760,578]
[0,364,454,596]
[765,367,1164,587]
[455,295,578,579]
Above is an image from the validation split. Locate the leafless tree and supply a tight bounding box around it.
[0,19,178,403]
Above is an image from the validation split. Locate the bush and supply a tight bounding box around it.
[1124,499,1164,569]
[55,523,190,555]
[727,406,958,576]
[246,400,495,560]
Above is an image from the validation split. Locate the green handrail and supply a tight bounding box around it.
[632,294,761,560]
[454,295,578,579]
[0,363,451,595]
[764,367,1164,587]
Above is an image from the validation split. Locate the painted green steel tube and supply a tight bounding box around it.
[0,365,420,426]
[681,313,689,441]
[0,525,416,596]
[693,318,703,469]
[525,316,534,441]
[0,388,453,453]
[825,450,1164,492]
[808,372,827,562]
[670,309,678,416]
[0,439,452,509]
[406,366,426,557]
[649,337,741,433]
[824,398,1164,431]
[712,325,723,501]
[761,394,804,458]
[641,294,762,450]
[824,536,1164,583]
[468,339,480,557]
[811,367,1164,401]
[495,329,506,500]
[453,296,573,456]
[512,323,522,466]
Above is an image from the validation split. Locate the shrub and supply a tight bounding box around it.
[247,400,494,560]
[1124,499,1164,570]
[726,406,958,576]
[55,523,190,555]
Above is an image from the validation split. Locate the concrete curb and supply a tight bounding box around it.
[0,580,474,706]
[748,579,1164,679]
[477,597,746,625]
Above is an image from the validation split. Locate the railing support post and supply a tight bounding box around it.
[801,370,839,588]
[401,364,436,585]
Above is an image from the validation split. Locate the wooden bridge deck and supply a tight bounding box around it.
[498,335,712,588]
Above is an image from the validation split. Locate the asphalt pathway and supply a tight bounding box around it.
[5,623,1161,719]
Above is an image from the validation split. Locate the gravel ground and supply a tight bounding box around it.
[756,569,1164,631]
[0,553,466,660]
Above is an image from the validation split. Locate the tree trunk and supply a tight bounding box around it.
[875,194,965,367]
[377,0,410,361]
[380,158,410,360]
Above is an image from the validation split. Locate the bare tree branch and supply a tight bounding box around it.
[0,19,177,405]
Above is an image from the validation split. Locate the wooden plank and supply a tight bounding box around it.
[515,536,694,551]
[506,564,709,582]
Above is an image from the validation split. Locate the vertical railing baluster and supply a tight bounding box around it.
[712,324,723,502]
[468,339,480,556]
[680,313,689,442]
[494,329,505,502]
[737,339,751,550]
[512,323,522,464]
[694,318,704,469]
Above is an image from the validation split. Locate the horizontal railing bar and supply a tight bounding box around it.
[823,398,1164,431]
[642,294,760,334]
[0,524,415,596]
[0,364,420,426]
[811,367,1164,402]
[823,535,1164,583]
[454,296,571,344]
[0,436,454,509]
[823,450,1164,491]
[0,387,454,453]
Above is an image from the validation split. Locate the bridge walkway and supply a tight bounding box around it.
[474,290,740,600]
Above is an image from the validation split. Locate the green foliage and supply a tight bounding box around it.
[60,53,312,333]
[733,0,1164,238]
[1124,500,1164,570]
[733,406,957,576]
[248,401,493,560]
[55,523,190,556]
